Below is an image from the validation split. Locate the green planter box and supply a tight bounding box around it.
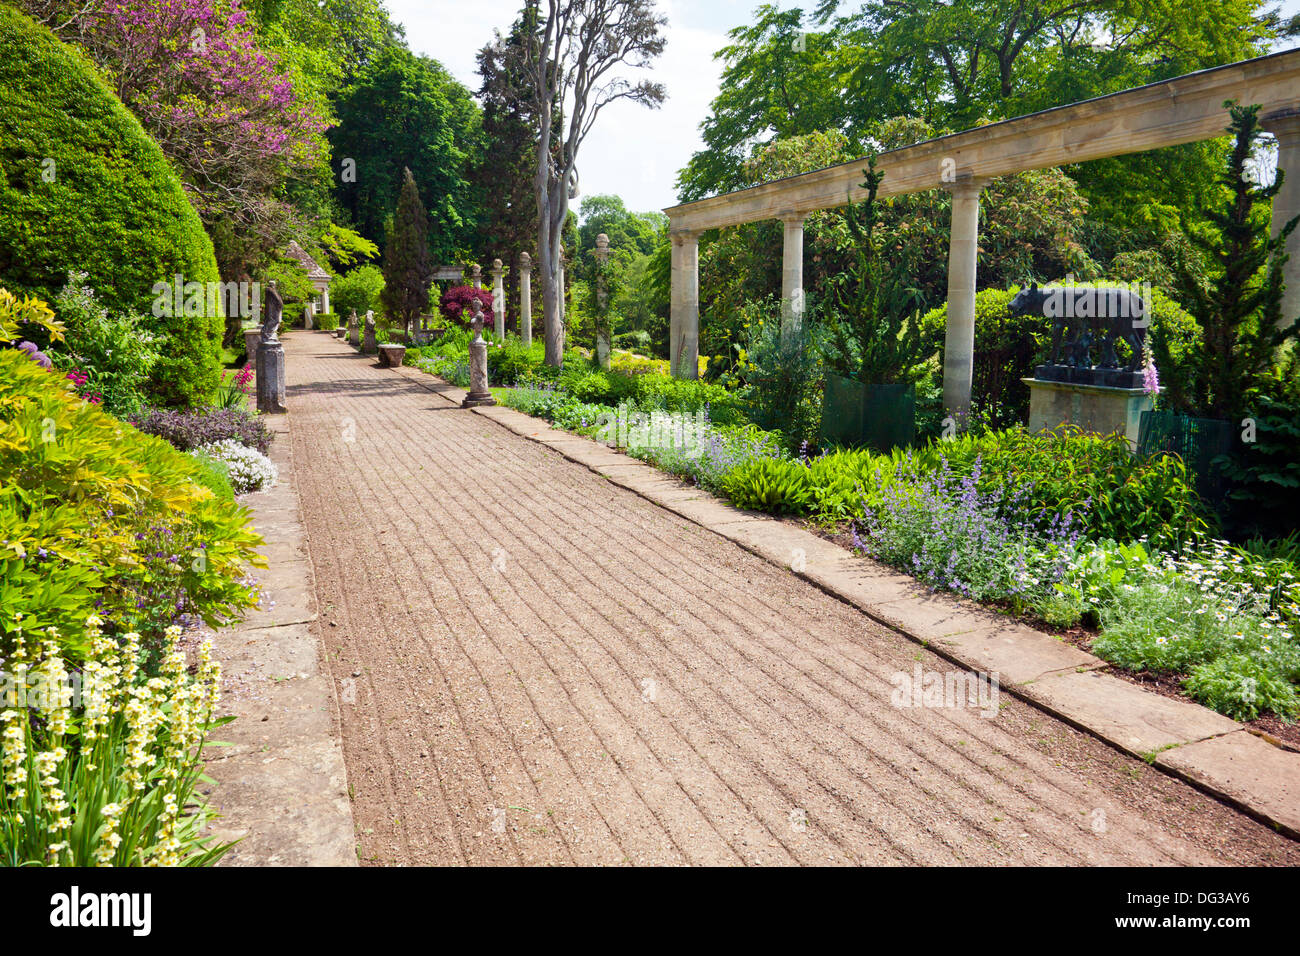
[821,375,916,451]
[1137,410,1234,506]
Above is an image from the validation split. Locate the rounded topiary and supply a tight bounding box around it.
[0,6,222,407]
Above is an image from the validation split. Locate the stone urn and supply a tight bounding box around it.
[378,343,406,368]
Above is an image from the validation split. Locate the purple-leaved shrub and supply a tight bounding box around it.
[134,406,274,456]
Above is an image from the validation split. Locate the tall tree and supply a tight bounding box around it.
[382,168,434,340]
[679,0,1285,250]
[474,16,542,330]
[24,0,330,278]
[330,46,482,262]
[578,195,663,258]
[516,0,667,368]
[1174,104,1298,420]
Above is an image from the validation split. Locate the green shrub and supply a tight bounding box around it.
[332,264,385,318]
[0,7,222,407]
[315,312,340,331]
[801,447,934,524]
[488,337,545,386]
[1184,655,1300,722]
[737,298,824,447]
[1215,394,1300,538]
[937,426,1212,545]
[189,450,236,501]
[0,348,262,664]
[1083,536,1300,720]
[635,422,786,493]
[720,458,813,515]
[42,272,159,419]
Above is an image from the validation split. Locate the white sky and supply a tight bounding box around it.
[385,0,1300,216]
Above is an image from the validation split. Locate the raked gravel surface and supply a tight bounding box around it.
[282,332,1300,867]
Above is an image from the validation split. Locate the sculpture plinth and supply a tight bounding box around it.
[1024,377,1151,448]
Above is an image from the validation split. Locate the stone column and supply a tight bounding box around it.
[304,304,313,330]
[322,286,331,315]
[594,233,611,370]
[669,235,682,373]
[780,213,807,335]
[941,178,987,426]
[1263,108,1300,329]
[519,252,533,348]
[491,258,506,340]
[669,230,700,379]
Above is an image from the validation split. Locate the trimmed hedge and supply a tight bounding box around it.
[0,6,222,407]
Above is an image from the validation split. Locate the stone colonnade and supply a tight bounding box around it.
[664,50,1300,423]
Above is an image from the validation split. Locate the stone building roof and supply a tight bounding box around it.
[285,241,331,281]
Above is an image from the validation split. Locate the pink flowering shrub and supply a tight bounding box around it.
[36,0,329,259]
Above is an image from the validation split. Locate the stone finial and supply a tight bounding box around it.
[470,263,482,288]
[519,251,532,270]
[492,258,504,275]
[595,233,610,264]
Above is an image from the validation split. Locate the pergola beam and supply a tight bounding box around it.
[665,49,1300,233]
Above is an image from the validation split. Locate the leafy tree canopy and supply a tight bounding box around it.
[329,45,483,264]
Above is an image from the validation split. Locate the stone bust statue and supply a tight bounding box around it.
[469,299,486,338]
[261,280,283,344]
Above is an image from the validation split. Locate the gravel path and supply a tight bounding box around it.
[283,333,1300,867]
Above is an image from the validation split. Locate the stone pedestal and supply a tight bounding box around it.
[462,304,496,408]
[256,341,287,414]
[1024,377,1152,448]
[348,310,360,347]
[463,339,496,406]
[304,306,313,330]
[378,344,406,368]
[243,327,262,363]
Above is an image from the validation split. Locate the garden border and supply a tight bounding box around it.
[391,361,1300,841]
[203,407,358,866]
